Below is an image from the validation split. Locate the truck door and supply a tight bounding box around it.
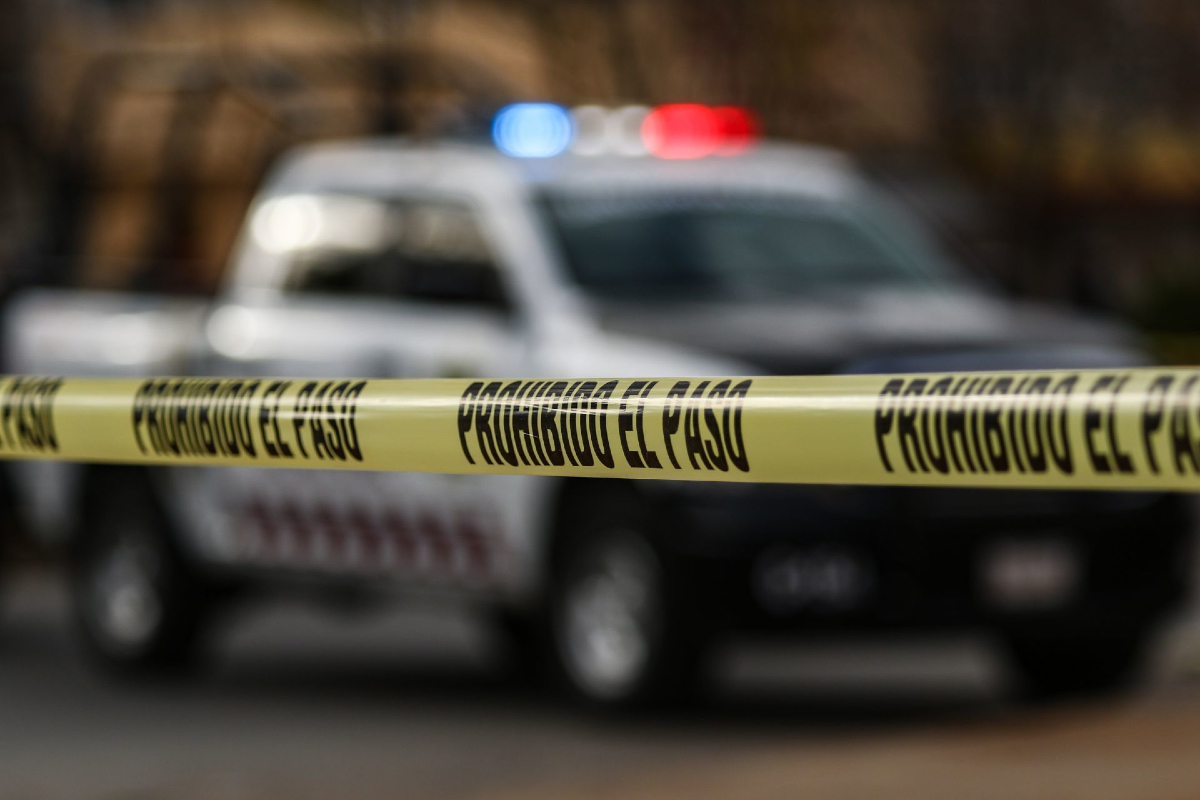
[181,194,527,593]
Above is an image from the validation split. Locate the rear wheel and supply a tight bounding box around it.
[1004,630,1150,702]
[70,471,212,677]
[549,485,709,708]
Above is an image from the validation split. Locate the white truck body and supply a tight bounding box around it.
[2,139,1150,603]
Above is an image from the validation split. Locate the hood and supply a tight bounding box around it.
[596,288,1145,375]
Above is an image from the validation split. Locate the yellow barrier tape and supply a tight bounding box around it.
[1,369,1200,491]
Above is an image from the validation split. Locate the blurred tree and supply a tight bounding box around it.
[10,0,1200,332]
[0,0,40,289]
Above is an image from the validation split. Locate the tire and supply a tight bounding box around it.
[1004,630,1150,702]
[548,485,709,708]
[69,470,212,677]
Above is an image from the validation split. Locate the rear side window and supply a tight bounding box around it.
[264,194,509,312]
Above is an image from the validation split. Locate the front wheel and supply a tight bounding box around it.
[549,486,709,708]
[70,471,212,677]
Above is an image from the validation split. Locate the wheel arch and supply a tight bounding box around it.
[70,465,199,563]
[545,477,655,571]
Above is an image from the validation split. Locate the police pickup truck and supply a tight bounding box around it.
[4,104,1192,706]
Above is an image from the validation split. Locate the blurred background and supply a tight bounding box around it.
[6,0,1200,345]
[3,1,1200,798]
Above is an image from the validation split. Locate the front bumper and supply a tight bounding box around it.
[650,484,1194,635]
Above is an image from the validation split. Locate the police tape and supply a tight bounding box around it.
[2,369,1200,491]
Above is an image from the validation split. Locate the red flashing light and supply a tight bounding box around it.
[713,106,757,154]
[642,104,720,159]
[641,104,757,159]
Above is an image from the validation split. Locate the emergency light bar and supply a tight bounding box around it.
[491,103,759,159]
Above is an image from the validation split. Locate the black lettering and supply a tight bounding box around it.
[527,382,552,466]
[984,377,1011,472]
[1171,376,1200,474]
[703,380,730,472]
[1048,375,1077,474]
[1085,375,1115,473]
[923,377,952,473]
[570,382,596,467]
[323,382,347,460]
[1020,377,1051,473]
[458,382,482,464]
[1107,375,1134,474]
[539,381,565,467]
[684,381,712,470]
[898,379,929,472]
[343,381,366,461]
[969,377,991,474]
[132,380,153,454]
[725,380,751,472]
[619,382,647,468]
[636,381,661,469]
[1006,377,1030,473]
[662,381,689,470]
[1142,375,1172,475]
[875,379,902,472]
[592,380,617,469]
[495,381,521,467]
[559,382,582,467]
[945,378,977,473]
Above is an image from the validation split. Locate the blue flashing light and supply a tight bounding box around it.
[492,103,573,158]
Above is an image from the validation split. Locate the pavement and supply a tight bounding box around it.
[2,568,1200,800]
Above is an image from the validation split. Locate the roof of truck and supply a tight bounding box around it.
[267,138,862,202]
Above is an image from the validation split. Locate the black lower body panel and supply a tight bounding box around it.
[649,484,1193,637]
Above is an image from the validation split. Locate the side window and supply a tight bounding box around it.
[389,202,509,309]
[279,195,510,312]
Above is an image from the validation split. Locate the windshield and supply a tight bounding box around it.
[538,190,962,302]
